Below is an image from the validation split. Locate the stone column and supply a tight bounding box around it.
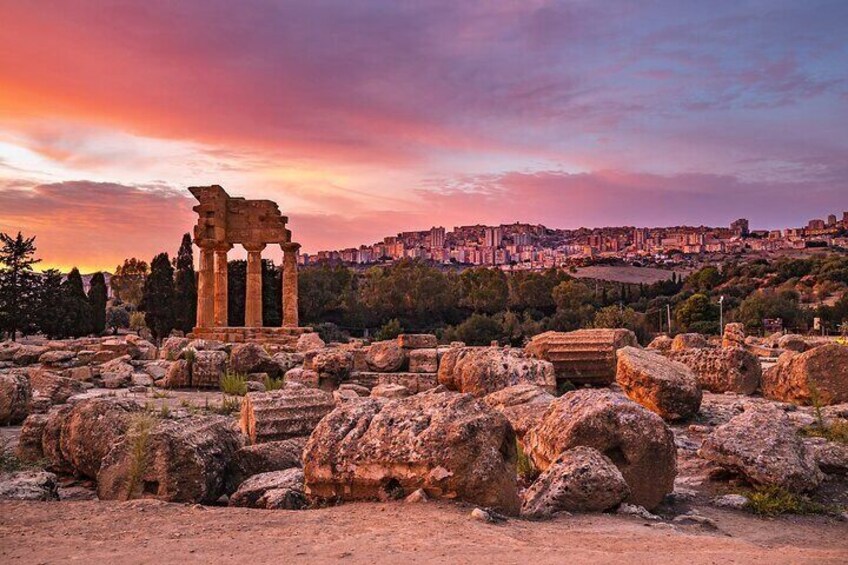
[213,244,232,327]
[281,242,301,327]
[244,243,265,327]
[196,244,215,328]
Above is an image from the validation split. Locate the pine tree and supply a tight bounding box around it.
[140,253,176,341]
[0,232,42,340]
[173,234,197,333]
[60,268,93,338]
[88,272,108,335]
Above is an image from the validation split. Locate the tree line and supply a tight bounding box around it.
[3,229,847,345]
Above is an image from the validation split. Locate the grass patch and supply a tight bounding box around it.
[220,371,248,396]
[150,389,171,399]
[516,440,540,483]
[183,348,197,364]
[262,375,285,391]
[747,487,828,517]
[124,413,157,500]
[207,395,241,416]
[0,437,26,473]
[801,419,848,443]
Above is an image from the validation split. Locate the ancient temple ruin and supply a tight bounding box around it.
[188,185,309,345]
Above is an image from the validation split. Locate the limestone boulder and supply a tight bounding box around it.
[38,350,79,369]
[521,446,630,518]
[409,348,438,373]
[0,471,59,501]
[398,334,438,349]
[311,349,353,384]
[762,345,848,405]
[229,343,280,378]
[16,413,48,463]
[192,350,228,388]
[722,323,746,348]
[26,368,86,405]
[229,437,307,486]
[162,359,191,388]
[371,383,411,399]
[272,352,304,374]
[159,337,190,360]
[0,342,21,362]
[0,371,31,424]
[303,391,520,515]
[365,340,406,373]
[667,347,761,394]
[647,335,673,352]
[240,384,335,444]
[482,384,554,442]
[41,405,73,473]
[284,367,320,388]
[615,347,702,421]
[670,333,708,351]
[59,397,143,479]
[778,334,808,353]
[698,404,822,492]
[438,347,556,397]
[12,345,48,366]
[99,356,134,388]
[525,389,676,510]
[97,415,244,504]
[229,469,307,510]
[296,333,325,352]
[804,437,848,475]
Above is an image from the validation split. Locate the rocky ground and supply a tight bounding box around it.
[1,329,847,563]
[1,499,846,564]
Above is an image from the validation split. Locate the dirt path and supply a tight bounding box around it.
[1,499,846,564]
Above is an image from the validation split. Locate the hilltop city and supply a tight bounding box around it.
[303,211,848,269]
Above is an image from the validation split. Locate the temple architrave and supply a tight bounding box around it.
[187,185,310,345]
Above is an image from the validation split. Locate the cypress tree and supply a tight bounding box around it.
[60,268,93,338]
[227,260,246,326]
[140,253,176,341]
[173,234,197,333]
[88,272,108,335]
[0,232,41,340]
[262,259,282,327]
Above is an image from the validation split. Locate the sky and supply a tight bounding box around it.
[0,0,846,272]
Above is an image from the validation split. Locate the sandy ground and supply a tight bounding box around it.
[1,499,846,565]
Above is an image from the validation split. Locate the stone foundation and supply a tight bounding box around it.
[189,326,313,347]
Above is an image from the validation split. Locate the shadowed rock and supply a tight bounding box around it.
[526,389,676,510]
[668,347,760,394]
[699,404,822,492]
[521,446,630,519]
[303,391,520,515]
[97,415,244,504]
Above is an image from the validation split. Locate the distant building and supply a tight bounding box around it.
[731,218,749,237]
[429,226,446,249]
[808,218,826,231]
[633,228,648,250]
[827,214,838,227]
[484,226,502,248]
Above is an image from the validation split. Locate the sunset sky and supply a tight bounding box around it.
[1,1,846,272]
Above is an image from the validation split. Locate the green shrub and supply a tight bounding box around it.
[124,413,157,500]
[375,318,404,341]
[747,487,827,516]
[220,371,248,396]
[262,375,285,391]
[516,440,539,483]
